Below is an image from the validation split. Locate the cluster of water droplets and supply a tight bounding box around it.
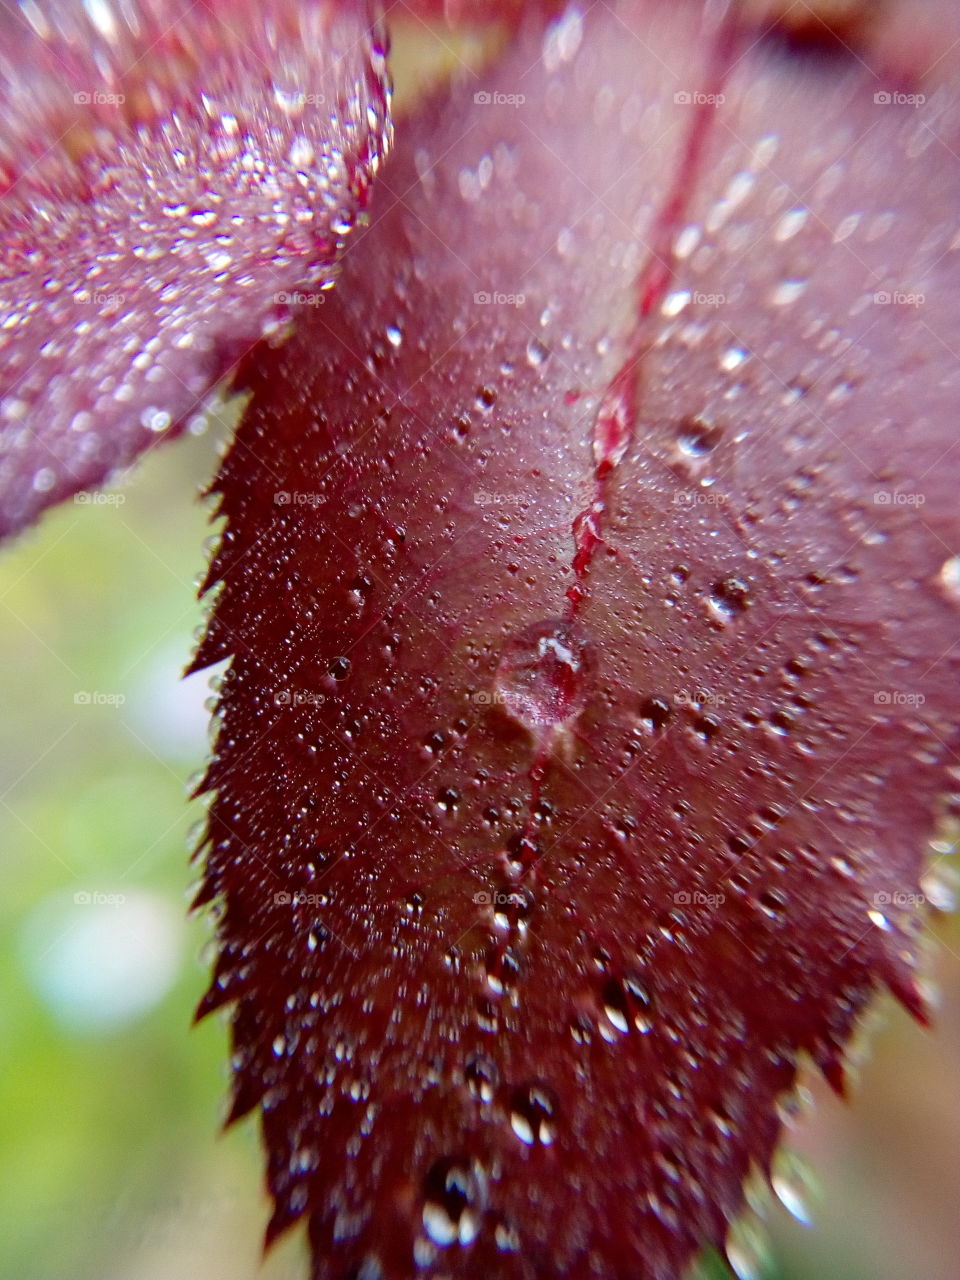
[0,0,391,532]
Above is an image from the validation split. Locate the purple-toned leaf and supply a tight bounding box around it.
[194,3,960,1277]
[0,0,390,537]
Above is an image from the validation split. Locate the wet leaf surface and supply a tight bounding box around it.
[0,0,390,536]
[193,3,960,1278]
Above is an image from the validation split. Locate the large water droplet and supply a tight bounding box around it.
[509,1082,558,1146]
[708,576,750,624]
[494,619,592,731]
[421,1157,486,1247]
[602,973,653,1034]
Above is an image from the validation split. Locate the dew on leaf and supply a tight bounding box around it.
[939,555,960,603]
[770,1148,817,1226]
[494,619,591,731]
[720,346,749,371]
[677,416,722,457]
[709,577,751,623]
[602,973,654,1034]
[464,1053,499,1102]
[509,1082,558,1146]
[435,787,460,813]
[639,695,672,732]
[421,1157,486,1248]
[525,336,549,367]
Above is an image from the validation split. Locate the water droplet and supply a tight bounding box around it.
[639,696,671,732]
[757,888,787,921]
[421,1157,486,1247]
[939,556,960,604]
[921,864,958,912]
[475,386,497,412]
[774,207,809,242]
[288,135,315,168]
[495,1220,521,1252]
[770,1149,817,1226]
[329,657,351,680]
[525,336,549,367]
[141,406,172,432]
[435,787,460,813]
[771,279,807,307]
[385,324,402,348]
[494,619,592,731]
[464,1053,499,1102]
[725,1214,773,1280]
[720,346,748,372]
[543,7,584,69]
[661,288,691,317]
[709,576,750,623]
[677,416,722,457]
[602,973,653,1034]
[509,1082,558,1146]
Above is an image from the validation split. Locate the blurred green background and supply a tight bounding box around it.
[0,411,958,1280]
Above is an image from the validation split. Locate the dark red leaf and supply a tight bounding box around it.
[0,0,390,537]
[195,3,960,1277]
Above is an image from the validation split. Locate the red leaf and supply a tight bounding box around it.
[0,0,389,537]
[195,4,960,1277]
